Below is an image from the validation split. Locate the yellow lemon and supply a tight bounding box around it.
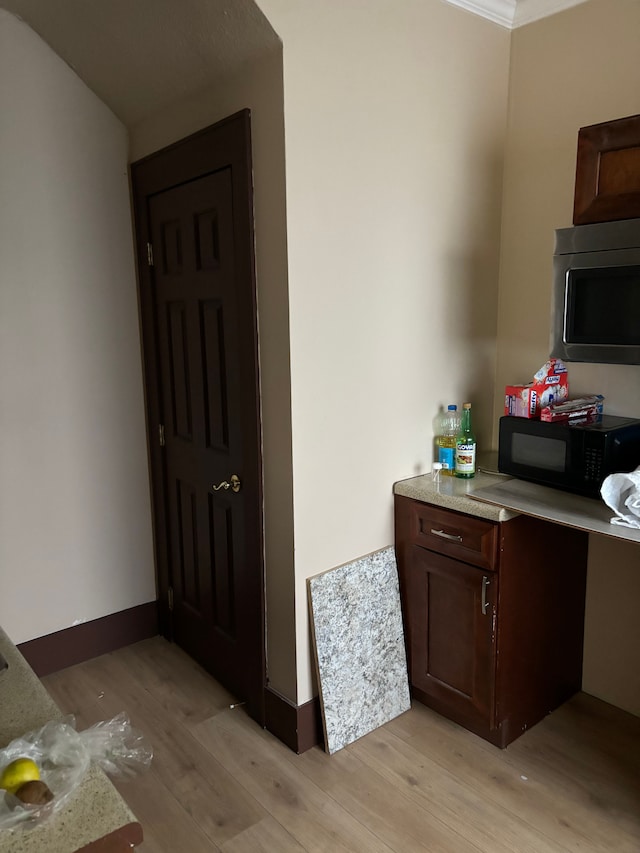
[0,758,40,794]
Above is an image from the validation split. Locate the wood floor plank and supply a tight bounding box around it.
[114,770,221,853]
[192,708,396,853]
[386,699,640,853]
[41,638,640,853]
[115,638,235,726]
[351,725,567,853]
[62,650,267,849]
[507,711,640,839]
[513,691,640,783]
[219,816,306,853]
[43,665,110,731]
[281,740,485,853]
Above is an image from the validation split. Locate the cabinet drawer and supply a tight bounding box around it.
[406,500,498,571]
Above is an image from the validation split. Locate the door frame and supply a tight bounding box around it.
[130,110,266,724]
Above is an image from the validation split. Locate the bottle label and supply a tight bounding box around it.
[455,442,476,474]
[438,446,455,472]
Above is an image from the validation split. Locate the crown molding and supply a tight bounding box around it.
[514,0,590,26]
[444,0,589,29]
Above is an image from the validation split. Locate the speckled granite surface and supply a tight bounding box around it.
[395,461,640,544]
[393,467,520,522]
[0,627,140,852]
[308,547,410,755]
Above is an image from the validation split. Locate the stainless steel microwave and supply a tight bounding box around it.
[550,217,640,364]
[498,414,640,497]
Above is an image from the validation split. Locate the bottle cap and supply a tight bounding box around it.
[447,404,457,411]
[463,402,471,409]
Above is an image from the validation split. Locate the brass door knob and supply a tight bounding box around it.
[211,474,241,493]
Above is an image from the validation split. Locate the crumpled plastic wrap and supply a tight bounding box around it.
[0,712,152,831]
[601,465,640,528]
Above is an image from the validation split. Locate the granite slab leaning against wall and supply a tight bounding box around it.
[307,546,411,754]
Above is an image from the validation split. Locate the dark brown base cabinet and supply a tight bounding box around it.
[394,495,589,748]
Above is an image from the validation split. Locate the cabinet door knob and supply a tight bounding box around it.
[481,575,490,615]
[430,528,463,542]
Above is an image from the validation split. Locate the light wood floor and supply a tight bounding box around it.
[42,637,640,853]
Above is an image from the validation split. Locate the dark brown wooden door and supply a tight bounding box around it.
[405,545,497,730]
[131,112,264,723]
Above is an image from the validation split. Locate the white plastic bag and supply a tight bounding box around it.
[0,713,152,830]
[600,465,640,528]
[79,712,152,780]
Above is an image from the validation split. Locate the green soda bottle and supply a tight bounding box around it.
[454,402,476,478]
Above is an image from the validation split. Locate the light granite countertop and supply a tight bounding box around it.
[395,457,640,545]
[393,465,520,523]
[0,627,141,853]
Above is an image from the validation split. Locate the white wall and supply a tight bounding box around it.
[496,0,640,715]
[259,0,511,702]
[0,11,156,644]
[129,49,296,702]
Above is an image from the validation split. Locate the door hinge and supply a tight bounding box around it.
[159,424,165,446]
[168,587,174,611]
[147,242,154,267]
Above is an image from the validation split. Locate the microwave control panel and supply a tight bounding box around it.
[583,446,603,483]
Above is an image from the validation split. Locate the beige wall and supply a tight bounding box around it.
[129,49,297,702]
[132,0,512,707]
[5,0,632,718]
[497,0,640,715]
[0,11,156,644]
[259,0,511,702]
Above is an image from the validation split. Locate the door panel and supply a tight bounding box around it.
[200,299,229,451]
[131,112,264,722]
[167,301,192,440]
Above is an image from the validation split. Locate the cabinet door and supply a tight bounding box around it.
[405,545,497,729]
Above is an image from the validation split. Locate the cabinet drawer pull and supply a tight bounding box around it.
[430,528,463,542]
[481,576,490,615]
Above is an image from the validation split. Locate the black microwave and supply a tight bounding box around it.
[550,217,640,365]
[498,414,640,497]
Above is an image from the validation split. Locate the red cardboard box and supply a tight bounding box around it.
[504,359,569,418]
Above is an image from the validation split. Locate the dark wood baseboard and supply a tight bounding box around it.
[18,602,159,677]
[19,608,322,755]
[75,822,144,852]
[264,686,324,753]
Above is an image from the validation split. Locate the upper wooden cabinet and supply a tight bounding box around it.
[395,495,589,748]
[574,114,640,225]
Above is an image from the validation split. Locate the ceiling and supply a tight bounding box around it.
[1,0,587,128]
[0,0,280,127]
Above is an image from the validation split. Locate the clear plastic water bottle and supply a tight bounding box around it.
[436,405,459,476]
[432,406,447,469]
